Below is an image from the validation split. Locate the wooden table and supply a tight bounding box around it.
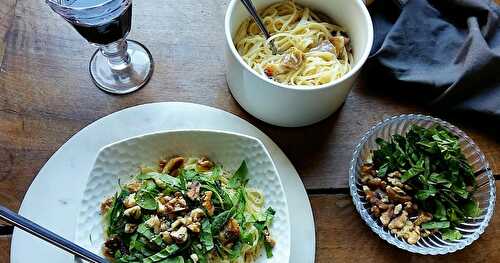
[1,0,499,262]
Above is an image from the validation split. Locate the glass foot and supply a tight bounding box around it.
[89,39,154,94]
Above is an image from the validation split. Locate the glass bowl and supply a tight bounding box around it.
[349,114,496,255]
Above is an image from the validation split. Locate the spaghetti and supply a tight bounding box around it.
[235,1,353,86]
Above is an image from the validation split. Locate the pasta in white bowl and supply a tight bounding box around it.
[235,1,353,86]
[224,0,373,127]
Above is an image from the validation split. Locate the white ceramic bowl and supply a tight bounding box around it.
[74,129,291,262]
[225,0,373,127]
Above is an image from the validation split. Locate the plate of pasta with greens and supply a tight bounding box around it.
[74,130,290,263]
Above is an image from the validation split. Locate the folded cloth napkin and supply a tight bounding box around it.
[369,0,500,120]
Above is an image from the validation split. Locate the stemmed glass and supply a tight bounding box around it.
[46,0,154,94]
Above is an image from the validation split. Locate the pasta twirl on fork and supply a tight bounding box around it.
[235,1,353,86]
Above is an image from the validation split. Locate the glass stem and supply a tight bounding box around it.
[99,39,130,70]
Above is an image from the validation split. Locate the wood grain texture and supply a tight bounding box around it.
[0,0,499,261]
[0,236,10,263]
[311,182,500,263]
[0,183,499,263]
[0,0,16,63]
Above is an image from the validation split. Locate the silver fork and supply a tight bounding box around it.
[0,205,108,263]
[239,0,278,54]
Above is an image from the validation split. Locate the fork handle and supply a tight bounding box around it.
[0,205,108,263]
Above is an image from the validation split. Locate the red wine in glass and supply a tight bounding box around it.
[47,0,153,94]
[72,4,132,44]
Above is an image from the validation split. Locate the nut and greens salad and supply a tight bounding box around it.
[100,156,276,263]
[360,125,481,244]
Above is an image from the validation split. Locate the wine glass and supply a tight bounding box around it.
[46,0,154,94]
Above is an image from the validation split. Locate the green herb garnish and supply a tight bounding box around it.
[372,125,480,240]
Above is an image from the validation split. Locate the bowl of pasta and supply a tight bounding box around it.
[225,0,373,127]
[74,129,290,263]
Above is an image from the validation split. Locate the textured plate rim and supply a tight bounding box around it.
[348,114,496,255]
[76,128,291,261]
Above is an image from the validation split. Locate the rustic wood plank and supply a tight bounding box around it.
[1,182,499,262]
[0,0,16,63]
[1,0,499,261]
[311,182,500,263]
[0,236,10,263]
[0,0,498,194]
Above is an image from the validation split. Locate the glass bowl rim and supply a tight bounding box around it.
[348,114,496,255]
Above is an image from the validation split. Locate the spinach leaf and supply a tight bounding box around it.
[211,210,233,234]
[136,190,158,210]
[441,229,463,241]
[143,244,180,263]
[200,219,214,251]
[158,256,185,263]
[421,221,450,230]
[377,163,389,177]
[463,199,481,217]
[107,190,128,236]
[415,187,437,200]
[372,125,479,239]
[228,161,248,188]
[137,223,155,240]
[433,199,447,221]
[264,240,274,258]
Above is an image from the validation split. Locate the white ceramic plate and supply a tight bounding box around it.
[11,102,315,263]
[75,130,291,262]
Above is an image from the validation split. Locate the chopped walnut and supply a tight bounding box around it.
[103,236,124,258]
[171,217,186,230]
[388,171,401,178]
[403,201,418,214]
[380,205,394,226]
[393,204,403,215]
[421,229,432,237]
[160,221,170,232]
[196,157,214,172]
[100,196,114,215]
[367,178,386,189]
[379,192,389,203]
[413,211,433,226]
[161,231,174,244]
[371,205,381,217]
[387,177,404,188]
[263,228,276,247]
[392,220,420,244]
[202,191,215,216]
[170,226,189,244]
[162,157,185,174]
[361,164,431,245]
[386,186,412,203]
[123,193,137,208]
[388,210,408,230]
[167,192,188,213]
[187,222,201,233]
[361,163,375,175]
[123,206,141,220]
[126,181,142,193]
[219,218,240,245]
[157,200,167,215]
[146,215,161,234]
[187,181,201,201]
[190,208,205,222]
[124,223,138,234]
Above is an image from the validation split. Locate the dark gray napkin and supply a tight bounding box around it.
[369,0,500,120]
